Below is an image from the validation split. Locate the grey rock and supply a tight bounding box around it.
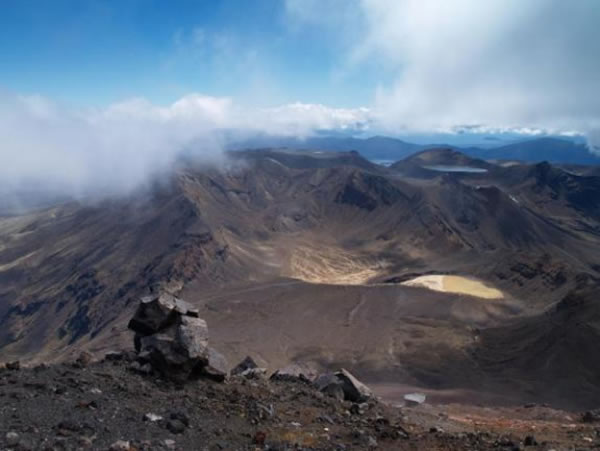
[240,367,267,379]
[583,409,600,423]
[169,411,190,427]
[78,436,94,448]
[109,440,130,450]
[167,419,186,434]
[128,292,199,335]
[230,356,258,376]
[315,373,345,401]
[200,347,229,382]
[74,351,93,368]
[6,431,19,446]
[523,435,538,446]
[404,392,426,407]
[139,317,209,377]
[176,316,209,360]
[335,368,372,403]
[142,413,163,422]
[128,361,152,375]
[270,363,316,383]
[5,361,20,371]
[104,351,124,362]
[315,369,373,403]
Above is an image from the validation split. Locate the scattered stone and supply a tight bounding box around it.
[104,351,124,362]
[583,409,600,423]
[350,403,367,415]
[524,435,538,446]
[109,440,131,450]
[78,436,94,448]
[314,369,372,403]
[270,362,316,383]
[74,351,93,368]
[90,387,102,395]
[169,411,190,427]
[318,414,335,425]
[164,439,176,449]
[495,436,516,447]
[143,413,163,422]
[54,386,67,395]
[249,401,275,420]
[335,369,372,403]
[200,347,228,382]
[315,373,345,401]
[6,361,20,371]
[404,392,426,407]
[366,435,378,447]
[56,420,80,435]
[128,361,152,375]
[167,419,186,434]
[6,431,19,446]
[230,356,258,376]
[239,367,267,379]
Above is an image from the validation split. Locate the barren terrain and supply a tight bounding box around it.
[1,148,600,418]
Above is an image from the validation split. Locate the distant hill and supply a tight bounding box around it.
[231,135,600,166]
[466,137,600,165]
[230,135,423,161]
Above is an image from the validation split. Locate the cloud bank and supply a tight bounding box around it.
[287,0,600,147]
[0,92,371,198]
[370,0,599,146]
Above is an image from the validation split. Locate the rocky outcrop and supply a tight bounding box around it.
[200,347,229,382]
[315,368,373,403]
[271,363,317,383]
[230,356,259,376]
[128,293,226,381]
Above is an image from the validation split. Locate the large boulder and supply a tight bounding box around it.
[335,368,373,403]
[314,369,373,403]
[176,316,209,359]
[314,373,345,401]
[230,356,258,376]
[271,363,317,383]
[138,316,209,376]
[128,293,199,336]
[200,347,229,382]
[127,293,222,381]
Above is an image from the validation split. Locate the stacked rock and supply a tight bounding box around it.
[128,292,227,381]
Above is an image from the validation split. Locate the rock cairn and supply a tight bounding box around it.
[127,292,227,381]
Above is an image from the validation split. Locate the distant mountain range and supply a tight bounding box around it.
[231,135,600,166]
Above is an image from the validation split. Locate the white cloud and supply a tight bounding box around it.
[356,0,600,147]
[285,0,600,148]
[0,92,372,197]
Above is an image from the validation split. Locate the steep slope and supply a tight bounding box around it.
[2,149,600,409]
[0,180,230,361]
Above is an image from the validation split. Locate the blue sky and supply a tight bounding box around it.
[1,0,381,107]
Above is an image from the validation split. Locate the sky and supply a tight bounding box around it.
[1,0,600,195]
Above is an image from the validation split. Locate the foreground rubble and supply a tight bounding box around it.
[2,356,600,450]
[3,295,600,450]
